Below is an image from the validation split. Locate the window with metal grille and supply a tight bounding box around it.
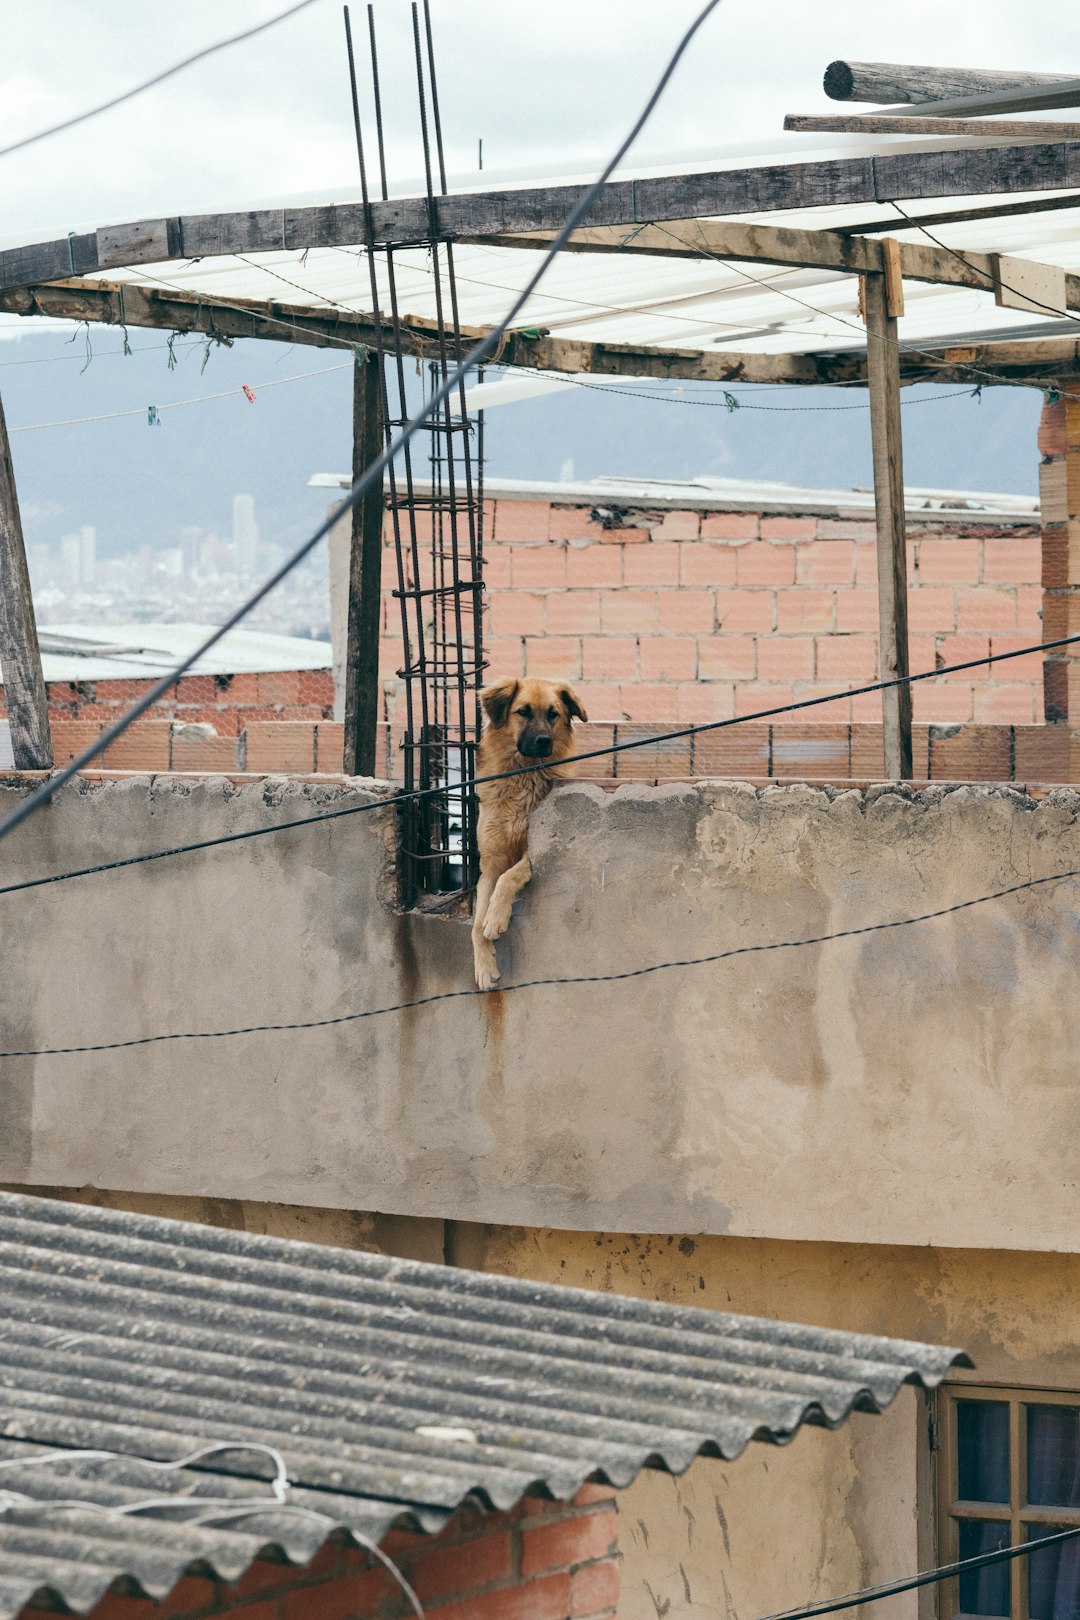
[938,1385,1080,1620]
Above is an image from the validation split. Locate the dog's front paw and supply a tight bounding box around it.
[481,895,512,941]
[473,945,501,991]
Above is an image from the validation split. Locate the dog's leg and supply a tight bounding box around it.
[482,853,532,942]
[472,866,503,990]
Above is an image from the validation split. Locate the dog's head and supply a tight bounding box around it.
[480,677,588,761]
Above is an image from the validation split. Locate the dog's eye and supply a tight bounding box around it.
[547,709,558,722]
[517,706,532,719]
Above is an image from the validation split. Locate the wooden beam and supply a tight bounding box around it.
[785,113,1080,140]
[342,353,384,778]
[864,272,913,780]
[6,139,1080,287]
[822,61,1077,107]
[462,220,1080,312]
[887,81,1080,120]
[839,192,1080,235]
[0,387,52,770]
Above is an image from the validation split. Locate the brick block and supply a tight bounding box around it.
[774,589,834,633]
[582,637,638,681]
[1038,396,1067,458]
[280,1567,392,1620]
[600,591,658,634]
[1040,458,1068,525]
[834,589,882,633]
[615,684,676,722]
[213,671,261,703]
[916,537,982,583]
[735,682,792,717]
[795,541,855,586]
[769,723,850,779]
[546,591,601,634]
[490,592,546,636]
[579,683,622,722]
[599,523,648,545]
[714,589,774,633]
[850,723,930,778]
[760,516,816,539]
[50,719,102,764]
[429,1572,572,1620]
[700,511,758,539]
[693,721,769,778]
[911,682,974,724]
[928,723,1012,780]
[658,590,714,634]
[256,670,302,704]
[983,535,1041,584]
[623,542,681,585]
[986,635,1043,682]
[676,682,735,723]
[640,636,697,681]
[549,505,599,540]
[572,723,616,769]
[408,1529,513,1601]
[679,541,738,587]
[736,541,795,586]
[816,519,876,541]
[484,547,512,589]
[571,1560,620,1617]
[935,634,991,678]
[244,721,317,773]
[170,732,243,772]
[815,635,877,681]
[651,508,700,539]
[756,637,814,681]
[513,545,567,590]
[173,675,218,704]
[613,722,689,778]
[1016,585,1044,633]
[484,637,526,677]
[956,587,1018,632]
[315,721,345,774]
[100,721,172,771]
[906,588,957,633]
[525,637,581,679]
[1013,725,1071,781]
[973,683,1038,724]
[494,498,551,541]
[698,635,756,681]
[566,547,622,588]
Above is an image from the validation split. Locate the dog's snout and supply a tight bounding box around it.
[533,735,553,757]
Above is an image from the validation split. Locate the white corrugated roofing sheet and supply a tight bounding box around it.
[37,623,331,684]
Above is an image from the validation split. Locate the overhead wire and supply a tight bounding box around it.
[0,0,322,160]
[0,0,728,849]
[0,630,1070,904]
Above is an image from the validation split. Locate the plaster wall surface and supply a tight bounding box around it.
[2,773,1078,1250]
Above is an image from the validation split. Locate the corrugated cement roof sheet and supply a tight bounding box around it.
[0,1191,969,1617]
[35,623,331,684]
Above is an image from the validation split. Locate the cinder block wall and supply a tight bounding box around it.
[19,1489,619,1620]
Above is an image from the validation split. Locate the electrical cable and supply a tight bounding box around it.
[0,0,322,160]
[0,0,727,850]
[3,859,1077,1058]
[0,629,1067,902]
[757,1523,1080,1620]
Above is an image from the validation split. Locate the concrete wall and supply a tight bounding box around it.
[3,772,1080,1250]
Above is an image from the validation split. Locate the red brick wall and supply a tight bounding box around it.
[412,499,1040,729]
[20,1487,619,1620]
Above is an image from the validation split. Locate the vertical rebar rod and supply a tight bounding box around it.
[366,3,389,202]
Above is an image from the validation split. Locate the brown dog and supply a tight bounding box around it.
[472,676,588,990]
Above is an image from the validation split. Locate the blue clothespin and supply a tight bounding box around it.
[147,405,162,427]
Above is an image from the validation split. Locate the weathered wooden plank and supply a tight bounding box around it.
[786,113,1080,140]
[822,60,1077,107]
[343,354,384,778]
[886,80,1080,120]
[0,387,52,770]
[840,191,1080,235]
[7,142,1080,290]
[864,272,912,781]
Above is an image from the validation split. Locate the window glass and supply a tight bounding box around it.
[1028,1407,1080,1509]
[1027,1524,1080,1620]
[958,1520,1011,1617]
[958,1400,1011,1503]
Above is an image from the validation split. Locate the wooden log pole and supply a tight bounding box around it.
[863,272,913,780]
[822,60,1077,107]
[0,387,52,770]
[342,351,385,779]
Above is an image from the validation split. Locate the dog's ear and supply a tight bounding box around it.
[480,677,520,729]
[560,684,588,724]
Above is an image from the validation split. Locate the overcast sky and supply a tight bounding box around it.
[2,0,1080,242]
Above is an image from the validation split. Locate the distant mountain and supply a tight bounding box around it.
[0,324,1042,561]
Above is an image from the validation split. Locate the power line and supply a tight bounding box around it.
[758,1523,1080,1620]
[3,860,1076,1058]
[0,0,727,850]
[0,0,322,160]
[0,631,1073,905]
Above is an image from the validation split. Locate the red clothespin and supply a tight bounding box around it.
[242,384,256,403]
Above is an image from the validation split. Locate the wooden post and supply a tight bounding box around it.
[342,351,385,778]
[863,271,913,779]
[0,386,52,770]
